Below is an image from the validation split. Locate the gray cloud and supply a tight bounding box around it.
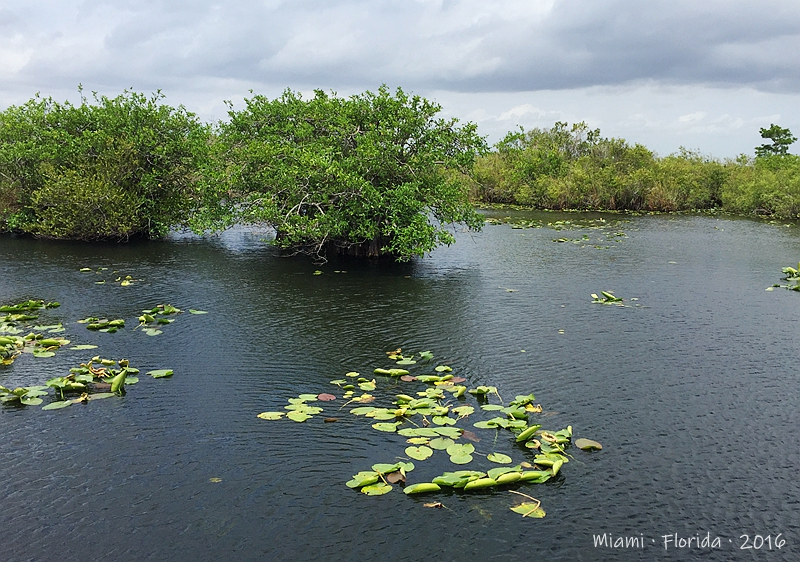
[4,0,799,94]
[1,0,798,156]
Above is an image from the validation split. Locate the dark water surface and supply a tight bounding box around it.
[2,212,800,561]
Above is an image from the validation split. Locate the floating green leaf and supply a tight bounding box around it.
[257,412,284,420]
[42,400,72,410]
[510,503,546,518]
[428,437,455,450]
[361,482,392,495]
[287,411,311,422]
[147,369,174,378]
[188,309,208,314]
[405,446,433,461]
[70,345,98,350]
[346,471,380,488]
[403,483,442,495]
[487,452,513,464]
[574,438,603,451]
[372,422,401,432]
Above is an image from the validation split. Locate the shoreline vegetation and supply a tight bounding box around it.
[1,88,798,259]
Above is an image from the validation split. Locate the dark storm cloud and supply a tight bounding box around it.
[3,0,799,95]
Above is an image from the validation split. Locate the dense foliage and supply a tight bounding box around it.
[0,90,208,239]
[2,86,800,255]
[470,122,800,219]
[194,86,486,260]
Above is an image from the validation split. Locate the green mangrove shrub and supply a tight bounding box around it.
[194,86,486,261]
[0,89,210,239]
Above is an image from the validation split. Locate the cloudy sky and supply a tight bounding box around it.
[2,0,799,157]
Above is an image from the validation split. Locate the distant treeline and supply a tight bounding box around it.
[469,121,800,217]
[1,91,799,245]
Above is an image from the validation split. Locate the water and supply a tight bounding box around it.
[2,212,799,561]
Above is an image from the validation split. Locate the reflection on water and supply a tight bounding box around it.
[2,213,800,561]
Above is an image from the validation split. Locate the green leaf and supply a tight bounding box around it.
[361,482,392,495]
[405,446,433,461]
[510,503,546,518]
[428,437,455,450]
[189,309,208,314]
[574,438,603,451]
[431,427,462,439]
[487,452,513,464]
[144,328,163,336]
[287,411,312,422]
[372,422,401,433]
[87,392,116,400]
[406,437,430,445]
[350,406,378,416]
[297,394,319,401]
[403,483,442,494]
[434,365,452,372]
[147,369,174,378]
[42,400,72,410]
[70,344,98,350]
[346,471,380,488]
[432,415,455,426]
[256,412,285,420]
[449,453,473,465]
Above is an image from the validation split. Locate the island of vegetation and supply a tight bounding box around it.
[0,87,798,260]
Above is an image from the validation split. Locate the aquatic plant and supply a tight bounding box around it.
[591,291,623,304]
[257,349,603,519]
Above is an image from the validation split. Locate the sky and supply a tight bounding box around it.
[1,0,799,157]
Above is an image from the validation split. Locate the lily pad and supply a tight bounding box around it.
[361,482,392,495]
[144,328,162,336]
[428,437,455,450]
[487,452,513,464]
[287,411,311,422]
[42,400,73,410]
[432,415,455,426]
[574,438,603,451]
[405,446,433,461]
[70,344,98,350]
[317,393,336,401]
[510,503,546,518]
[350,406,378,416]
[372,422,401,433]
[147,369,174,378]
[188,309,208,314]
[257,412,285,420]
[346,471,380,488]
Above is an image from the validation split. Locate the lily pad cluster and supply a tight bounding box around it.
[1,298,184,411]
[484,215,629,250]
[135,304,207,336]
[79,267,140,286]
[770,263,800,291]
[1,301,69,365]
[591,291,623,304]
[257,349,603,519]
[78,317,126,332]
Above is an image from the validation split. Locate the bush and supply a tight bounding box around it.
[0,89,209,239]
[195,86,486,260]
